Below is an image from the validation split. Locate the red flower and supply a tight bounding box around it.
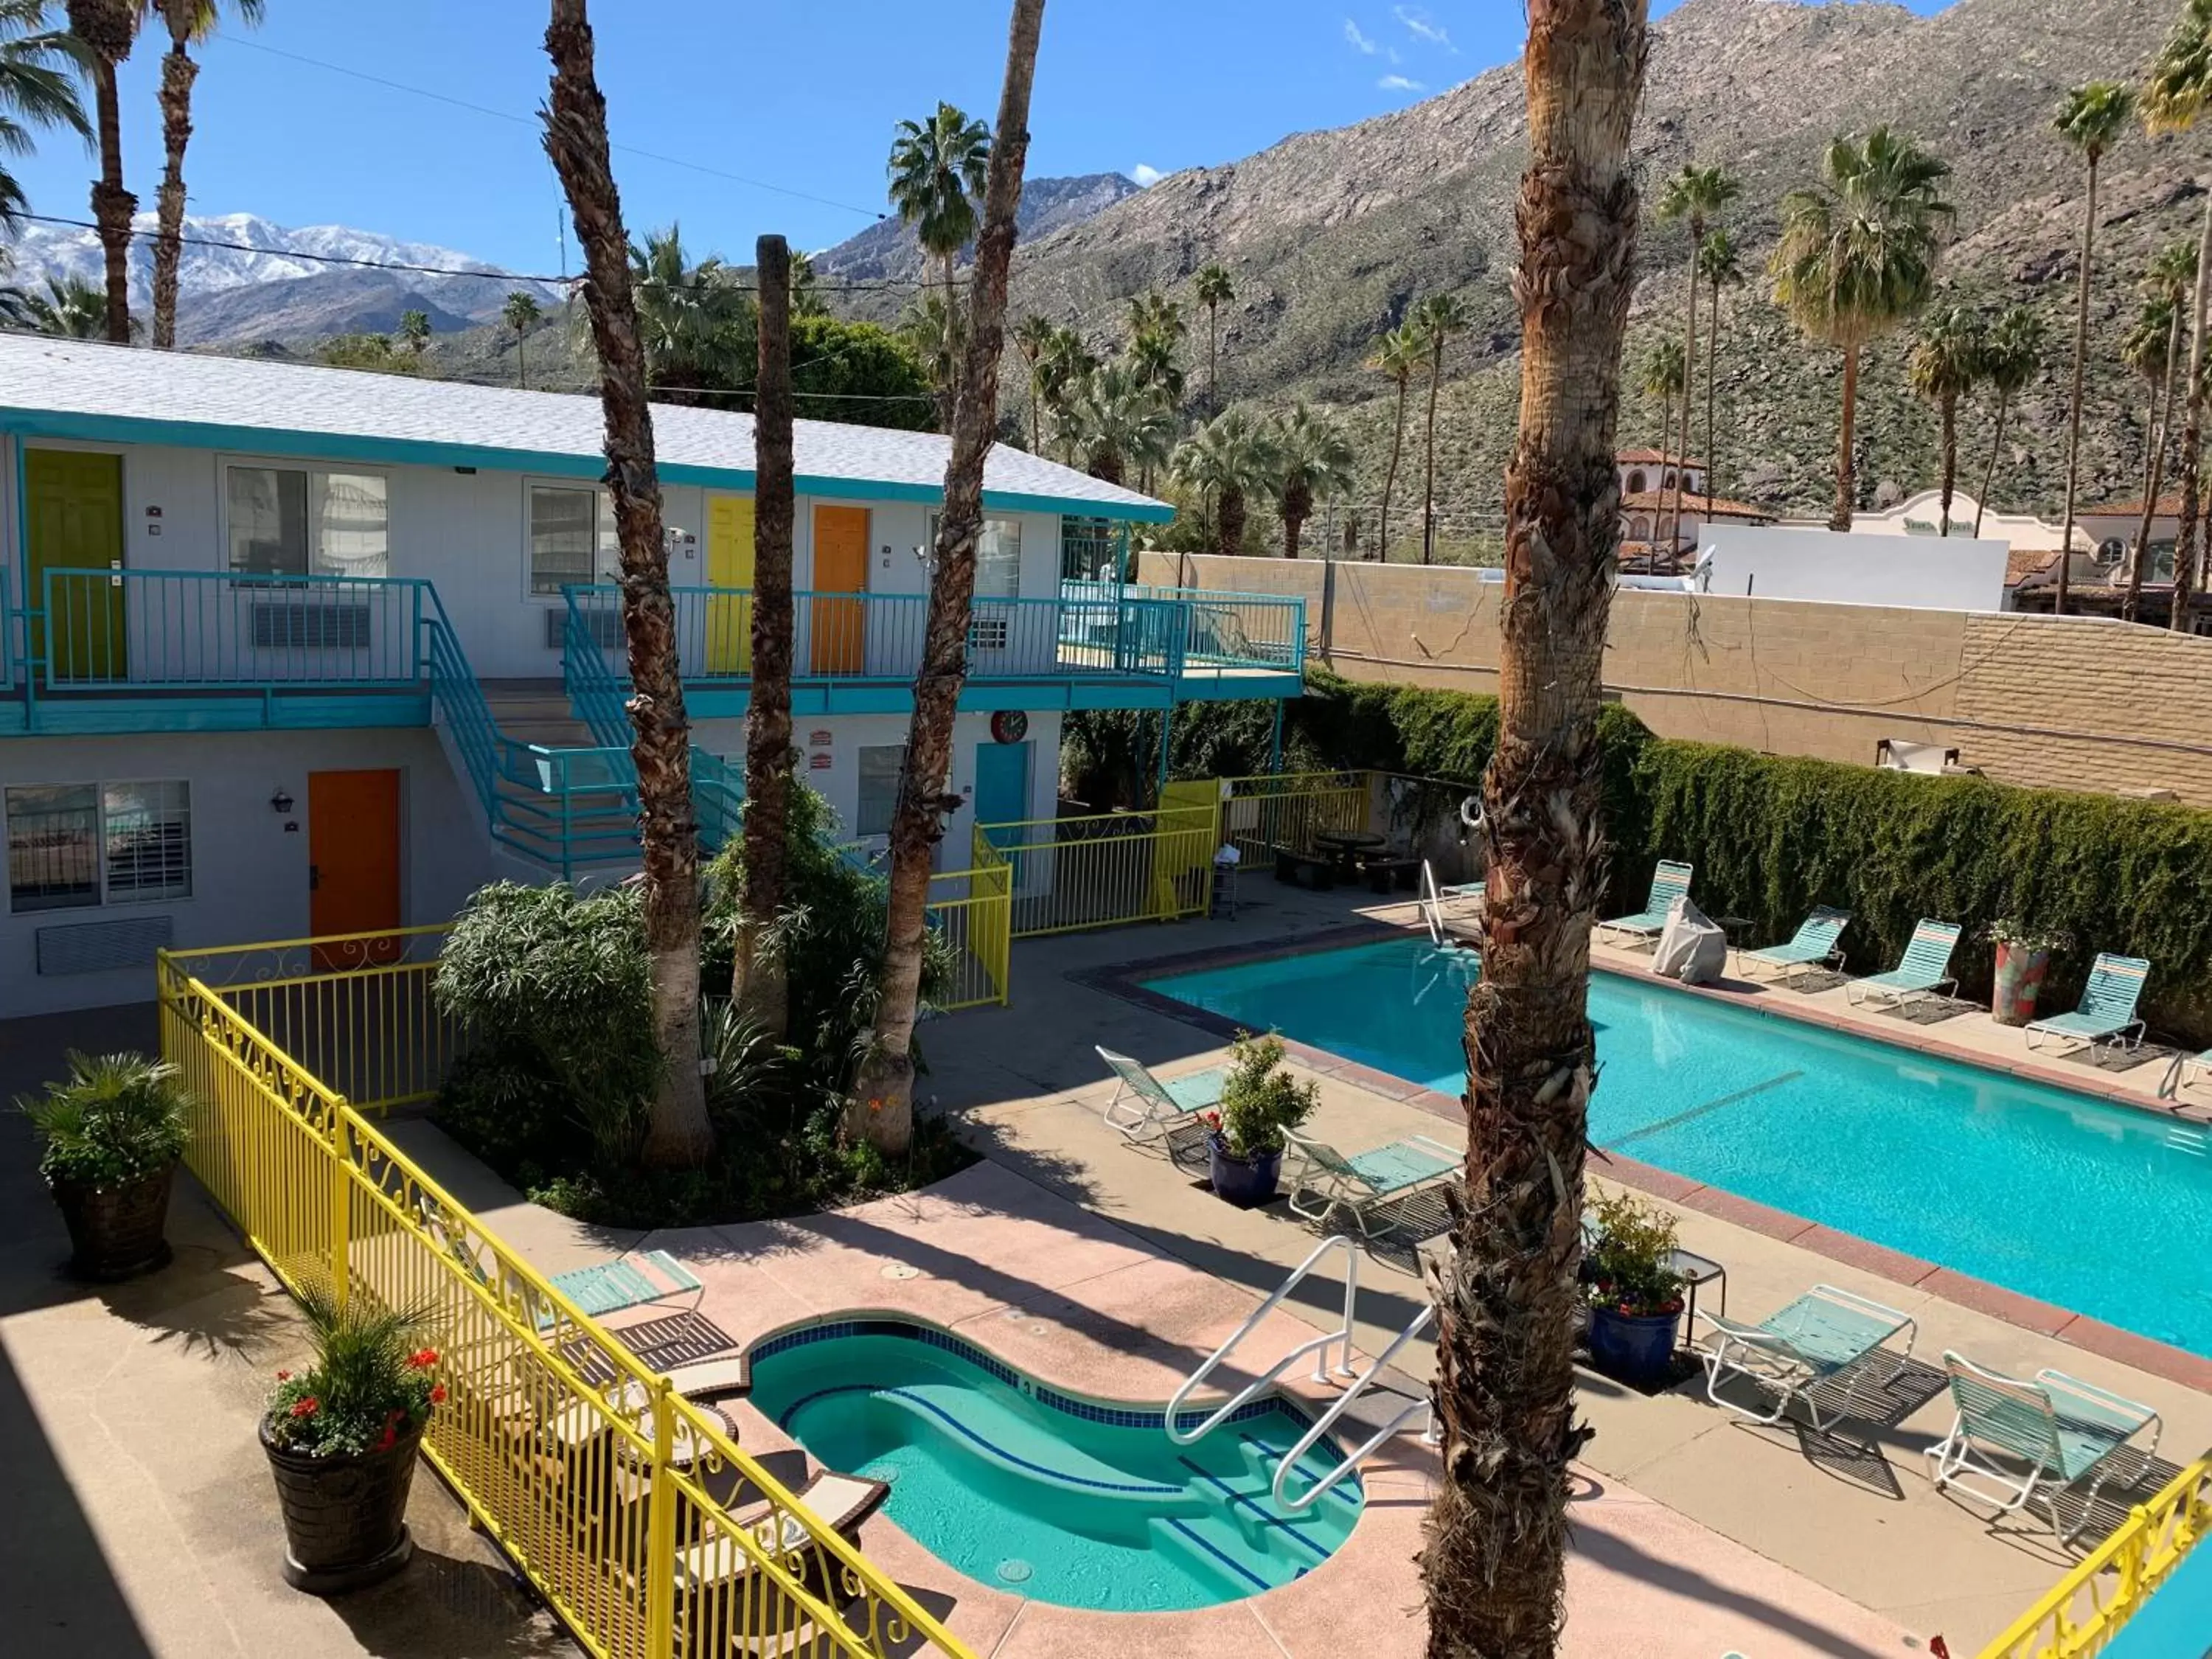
[428,1384,447,1405]
[406,1347,439,1370]
[374,1424,397,1453]
[274,1369,291,1382]
[290,1396,320,1419]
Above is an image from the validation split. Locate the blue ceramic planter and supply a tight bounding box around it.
[1207,1138,1283,1208]
[1587,1306,1682,1388]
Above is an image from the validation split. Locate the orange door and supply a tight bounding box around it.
[309,770,402,967]
[810,505,869,674]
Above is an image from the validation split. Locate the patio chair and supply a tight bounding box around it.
[674,1471,892,1596]
[2181,1049,2212,1091]
[1097,1046,1225,1142]
[1284,1130,1461,1237]
[2023,953,2150,1060]
[419,1196,702,1331]
[1925,1351,2160,1543]
[1696,1283,1916,1433]
[1736,908,1851,985]
[1844,919,1962,1008]
[1594,860,1693,945]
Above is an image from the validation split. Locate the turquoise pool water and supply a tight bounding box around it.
[1144,939,2212,1357]
[745,1321,1361,1610]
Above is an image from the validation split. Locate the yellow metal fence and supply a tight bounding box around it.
[156,945,971,1659]
[1217,770,1371,869]
[928,846,1013,1011]
[1979,1456,2212,1659]
[980,800,1220,938]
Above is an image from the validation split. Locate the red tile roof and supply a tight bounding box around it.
[2080,494,2180,518]
[1618,489,1775,519]
[1617,447,1706,467]
[2004,548,2060,586]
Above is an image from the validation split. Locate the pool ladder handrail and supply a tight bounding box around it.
[1271,1301,1436,1514]
[1164,1234,1362,1446]
[1418,859,1446,947]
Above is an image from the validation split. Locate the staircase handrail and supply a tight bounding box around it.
[1270,1302,1436,1512]
[1165,1234,1361,1446]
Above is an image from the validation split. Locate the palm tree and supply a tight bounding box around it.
[1269,403,1355,559]
[1172,407,1276,559]
[2124,295,2177,504]
[1013,311,1055,450]
[2128,237,2198,619]
[1773,127,1954,530]
[1696,226,1743,497]
[900,289,957,421]
[542,0,713,1169]
[1057,361,1173,487]
[886,98,990,380]
[65,0,136,343]
[502,290,542,388]
[1905,307,1983,537]
[397,307,431,356]
[1654,164,1740,553]
[737,233,796,1037]
[0,1,90,235]
[1039,324,1096,462]
[853,0,1044,1156]
[1366,323,1422,560]
[1412,291,1470,564]
[1194,261,1233,413]
[2147,1,2212,630]
[14,270,104,335]
[2049,80,2136,615]
[1970,305,2045,539]
[1424,1,1646,1652]
[1633,337,1685,448]
[142,0,260,350]
[629,224,749,400]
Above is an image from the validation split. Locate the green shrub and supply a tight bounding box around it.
[18,1051,193,1189]
[1211,1032,1318,1159]
[265,1286,442,1458]
[1583,1189,1686,1318]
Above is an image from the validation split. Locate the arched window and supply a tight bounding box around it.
[1627,470,1647,495]
[1629,516,1651,539]
[1663,470,1677,490]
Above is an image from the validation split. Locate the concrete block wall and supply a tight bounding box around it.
[1143,552,2212,807]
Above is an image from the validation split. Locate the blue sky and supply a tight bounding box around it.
[8,0,1950,274]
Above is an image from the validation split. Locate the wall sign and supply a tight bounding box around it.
[808,729,834,748]
[808,753,832,771]
[990,709,1029,744]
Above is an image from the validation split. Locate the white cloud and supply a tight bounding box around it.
[1378,74,1425,92]
[1130,163,1164,187]
[1343,18,1379,53]
[1393,5,1454,49]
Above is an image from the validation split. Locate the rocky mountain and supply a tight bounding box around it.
[815,171,1142,282]
[7,212,564,347]
[939,0,2197,535]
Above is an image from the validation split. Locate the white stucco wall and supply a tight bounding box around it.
[0,727,488,1016]
[1701,524,2011,613]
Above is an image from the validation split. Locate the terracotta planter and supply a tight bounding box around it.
[260,1417,421,1593]
[1992,941,2051,1026]
[1207,1137,1284,1208]
[49,1164,175,1281]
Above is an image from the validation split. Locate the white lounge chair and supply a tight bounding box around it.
[1925,1352,2160,1543]
[1697,1283,1916,1433]
[1845,919,1961,1008]
[2023,953,2150,1061]
[1284,1130,1460,1238]
[1736,908,1850,985]
[1595,860,1693,946]
[1096,1046,1225,1142]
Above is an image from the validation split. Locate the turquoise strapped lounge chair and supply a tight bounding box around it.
[1697,1283,1916,1433]
[2024,953,2149,1060]
[1845,919,1962,1008]
[1926,1352,2160,1543]
[420,1197,701,1331]
[1736,908,1851,985]
[1284,1130,1460,1237]
[1098,1046,1225,1143]
[1595,860,1693,945]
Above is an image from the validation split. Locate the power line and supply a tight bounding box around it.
[223,36,889,224]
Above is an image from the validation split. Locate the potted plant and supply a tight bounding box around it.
[1989,919,2068,1026]
[261,1288,445,1593]
[1201,1032,1318,1208]
[1582,1189,1688,1388]
[18,1050,193,1280]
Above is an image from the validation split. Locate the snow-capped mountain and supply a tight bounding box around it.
[5,212,564,346]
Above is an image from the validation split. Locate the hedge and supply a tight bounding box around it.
[1279,669,2212,1046]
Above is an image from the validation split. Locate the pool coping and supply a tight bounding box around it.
[1078,922,2212,1397]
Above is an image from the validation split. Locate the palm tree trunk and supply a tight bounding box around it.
[1832,343,1860,531]
[1208,303,1220,414]
[2057,158,2100,619]
[852,0,1045,1154]
[1938,392,1956,538]
[736,234,796,1037]
[2126,308,2183,624]
[1975,392,2008,539]
[1425,4,1646,1653]
[1705,272,1720,501]
[1422,345,1443,564]
[543,0,713,1169]
[516,327,528,389]
[1218,484,1246,560]
[1381,375,1408,560]
[2174,191,2212,634]
[1029,365,1042,451]
[1284,508,1301,560]
[1670,218,1700,563]
[70,0,134,347]
[150,15,198,352]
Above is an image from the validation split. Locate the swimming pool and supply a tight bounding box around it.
[745,1320,1361,1610]
[1144,938,2212,1358]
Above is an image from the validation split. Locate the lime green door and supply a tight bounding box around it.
[24,449,125,680]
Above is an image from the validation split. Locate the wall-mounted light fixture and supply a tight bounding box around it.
[269,787,294,815]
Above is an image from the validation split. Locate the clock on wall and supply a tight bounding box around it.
[990,709,1029,744]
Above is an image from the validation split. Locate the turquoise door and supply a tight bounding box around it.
[973,740,1031,849]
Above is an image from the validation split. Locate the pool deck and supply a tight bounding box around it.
[917,880,2212,1652]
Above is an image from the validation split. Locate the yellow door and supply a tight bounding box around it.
[810,505,869,675]
[705,494,754,674]
[24,449,125,681]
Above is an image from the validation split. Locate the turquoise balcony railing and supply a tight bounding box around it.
[1063,579,1307,678]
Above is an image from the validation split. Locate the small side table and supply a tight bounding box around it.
[1714,916,1756,950]
[1668,1247,1727,1330]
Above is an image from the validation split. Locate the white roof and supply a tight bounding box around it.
[0,333,1172,520]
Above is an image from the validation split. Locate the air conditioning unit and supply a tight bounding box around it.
[251,601,372,650]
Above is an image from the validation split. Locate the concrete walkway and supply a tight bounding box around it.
[0,1005,571,1659]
